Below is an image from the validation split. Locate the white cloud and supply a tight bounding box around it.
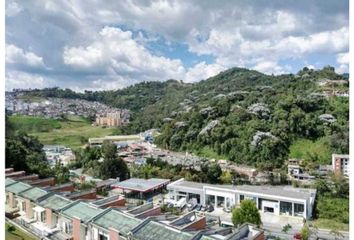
[252,61,288,75]
[6,1,23,17]
[6,44,45,68]
[5,71,53,90]
[336,52,349,73]
[185,62,225,83]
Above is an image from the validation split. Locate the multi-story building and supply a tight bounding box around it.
[95,111,130,127]
[332,154,349,176]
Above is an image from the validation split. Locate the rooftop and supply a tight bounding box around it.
[38,194,73,211]
[61,201,103,223]
[6,181,32,194]
[132,221,193,240]
[113,178,170,193]
[19,187,48,201]
[5,178,17,186]
[92,209,142,236]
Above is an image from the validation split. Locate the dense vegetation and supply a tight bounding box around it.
[19,66,349,170]
[70,141,129,180]
[5,116,70,183]
[232,199,262,227]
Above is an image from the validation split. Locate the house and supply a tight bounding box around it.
[58,201,104,240]
[167,178,316,220]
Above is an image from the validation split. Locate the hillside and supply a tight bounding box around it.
[17,66,349,169]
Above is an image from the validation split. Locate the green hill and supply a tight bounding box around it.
[18,66,349,169]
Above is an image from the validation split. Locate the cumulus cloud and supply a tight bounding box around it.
[5,71,53,90]
[5,0,349,90]
[6,44,45,68]
[336,52,349,73]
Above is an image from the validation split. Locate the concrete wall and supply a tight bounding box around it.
[25,199,33,219]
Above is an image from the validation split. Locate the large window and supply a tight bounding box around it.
[240,195,244,202]
[206,195,215,206]
[217,196,225,208]
[280,201,292,215]
[294,203,304,217]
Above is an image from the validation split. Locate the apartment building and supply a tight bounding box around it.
[332,154,349,176]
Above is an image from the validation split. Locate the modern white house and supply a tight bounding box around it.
[167,178,317,220]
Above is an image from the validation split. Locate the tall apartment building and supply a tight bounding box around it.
[95,111,130,127]
[332,154,349,176]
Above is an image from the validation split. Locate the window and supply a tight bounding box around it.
[206,195,215,206]
[294,203,304,216]
[240,195,244,202]
[99,234,108,240]
[63,222,73,234]
[40,211,46,222]
[21,201,26,212]
[217,196,225,208]
[280,201,292,215]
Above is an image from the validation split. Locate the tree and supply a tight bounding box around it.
[232,199,261,227]
[207,163,222,183]
[220,170,233,184]
[99,157,129,180]
[102,140,117,160]
[282,224,292,233]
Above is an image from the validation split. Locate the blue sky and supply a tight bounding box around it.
[5,0,349,91]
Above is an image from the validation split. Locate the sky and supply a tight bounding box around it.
[5,0,349,92]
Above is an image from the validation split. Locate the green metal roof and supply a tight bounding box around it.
[93,209,142,236]
[38,194,72,211]
[20,187,48,201]
[5,182,32,194]
[61,201,103,223]
[133,221,193,240]
[5,178,16,186]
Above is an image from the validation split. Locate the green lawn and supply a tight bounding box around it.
[10,115,117,149]
[289,138,331,164]
[5,222,38,240]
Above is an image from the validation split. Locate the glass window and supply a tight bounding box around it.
[206,195,215,206]
[240,195,244,202]
[280,201,292,215]
[99,234,108,240]
[217,196,225,208]
[294,203,304,216]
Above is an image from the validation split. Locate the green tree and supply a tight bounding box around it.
[232,199,261,227]
[99,157,129,180]
[102,140,117,160]
[220,170,233,184]
[207,163,222,183]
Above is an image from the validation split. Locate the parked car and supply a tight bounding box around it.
[187,198,198,211]
[201,205,207,212]
[175,197,187,209]
[207,205,214,212]
[223,206,231,213]
[195,204,202,211]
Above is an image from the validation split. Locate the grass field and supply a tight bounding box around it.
[5,222,38,240]
[289,138,331,164]
[312,219,349,232]
[10,115,117,149]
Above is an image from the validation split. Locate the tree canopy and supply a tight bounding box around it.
[232,199,262,227]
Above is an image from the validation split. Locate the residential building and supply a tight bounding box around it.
[167,178,316,220]
[332,154,349,176]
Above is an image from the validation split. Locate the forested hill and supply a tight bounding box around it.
[18,66,349,170]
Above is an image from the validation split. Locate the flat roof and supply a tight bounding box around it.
[168,179,316,201]
[61,201,103,223]
[113,178,170,193]
[6,181,33,194]
[92,209,142,236]
[5,178,16,186]
[20,187,48,201]
[132,221,193,240]
[38,194,73,211]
